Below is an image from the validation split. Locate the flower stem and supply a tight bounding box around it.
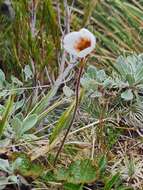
[53,63,84,166]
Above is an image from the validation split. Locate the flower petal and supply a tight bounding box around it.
[77,46,94,58]
[63,28,96,58]
[63,31,81,57]
[80,28,96,49]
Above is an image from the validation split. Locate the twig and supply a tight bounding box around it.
[69,119,107,135]
[44,67,54,87]
[30,0,37,38]
[0,84,50,92]
[59,51,66,75]
[56,1,64,35]
[0,63,75,93]
[64,0,70,34]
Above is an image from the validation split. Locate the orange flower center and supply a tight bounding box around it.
[74,37,91,52]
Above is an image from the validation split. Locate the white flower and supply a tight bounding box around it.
[63,28,96,58]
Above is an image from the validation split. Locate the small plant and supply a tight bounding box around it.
[53,28,96,165]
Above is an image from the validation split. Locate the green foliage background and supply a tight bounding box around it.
[0,0,143,190]
[1,0,143,78]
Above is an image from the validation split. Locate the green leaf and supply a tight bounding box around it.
[27,84,60,115]
[115,56,129,78]
[104,173,120,190]
[41,171,56,182]
[98,155,107,175]
[80,78,97,91]
[13,153,43,178]
[20,114,38,135]
[121,89,133,101]
[90,91,102,98]
[81,66,107,92]
[64,183,83,190]
[38,99,64,121]
[13,99,24,113]
[87,66,97,79]
[8,175,18,184]
[0,177,8,190]
[22,134,38,141]
[11,76,23,86]
[50,103,74,142]
[97,70,106,82]
[0,105,5,115]
[56,159,97,184]
[11,117,22,137]
[30,163,44,178]
[0,159,10,173]
[0,95,14,137]
[0,69,5,88]
[63,86,74,98]
[23,65,33,81]
[126,74,135,85]
[125,157,135,177]
[13,154,31,176]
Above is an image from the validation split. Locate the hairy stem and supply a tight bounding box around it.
[53,64,84,166]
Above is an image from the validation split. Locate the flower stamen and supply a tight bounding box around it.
[74,37,91,52]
